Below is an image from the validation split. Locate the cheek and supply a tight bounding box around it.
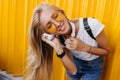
[65,23,71,31]
[47,24,57,33]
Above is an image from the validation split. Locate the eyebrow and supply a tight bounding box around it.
[45,11,57,26]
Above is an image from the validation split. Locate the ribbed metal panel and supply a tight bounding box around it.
[0,0,120,80]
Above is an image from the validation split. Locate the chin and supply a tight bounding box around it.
[57,30,70,35]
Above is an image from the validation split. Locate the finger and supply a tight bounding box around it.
[42,33,55,41]
[69,37,75,40]
[65,40,72,46]
[66,44,75,50]
[65,38,72,43]
[41,35,53,44]
[41,35,46,41]
[65,39,74,46]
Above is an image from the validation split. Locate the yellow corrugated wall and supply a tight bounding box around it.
[0,0,120,80]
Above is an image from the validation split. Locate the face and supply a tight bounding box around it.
[40,7,71,35]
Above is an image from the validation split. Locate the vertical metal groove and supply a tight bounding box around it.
[0,0,120,80]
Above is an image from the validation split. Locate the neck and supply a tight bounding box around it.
[64,19,79,38]
[64,22,73,38]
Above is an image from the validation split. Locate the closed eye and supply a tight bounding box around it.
[47,23,52,29]
[53,12,58,19]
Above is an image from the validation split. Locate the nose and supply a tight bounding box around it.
[51,19,61,28]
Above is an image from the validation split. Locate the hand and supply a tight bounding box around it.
[65,37,89,51]
[41,34,63,54]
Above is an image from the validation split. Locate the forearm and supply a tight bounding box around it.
[85,44,110,56]
[56,48,77,75]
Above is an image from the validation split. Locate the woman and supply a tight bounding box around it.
[25,2,110,80]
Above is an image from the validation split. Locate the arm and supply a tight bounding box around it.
[85,30,111,55]
[57,47,77,75]
[42,35,77,75]
[65,30,110,56]
[85,18,110,55]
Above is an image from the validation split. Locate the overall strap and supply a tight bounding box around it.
[83,18,96,40]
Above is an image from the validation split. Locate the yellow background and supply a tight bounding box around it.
[0,0,120,80]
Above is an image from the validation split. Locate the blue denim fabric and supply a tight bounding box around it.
[66,55,103,80]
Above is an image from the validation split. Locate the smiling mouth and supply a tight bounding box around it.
[58,22,65,31]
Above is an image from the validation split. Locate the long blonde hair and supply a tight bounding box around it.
[24,3,61,80]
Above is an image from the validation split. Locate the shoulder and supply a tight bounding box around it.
[75,17,102,25]
[83,17,105,37]
[87,17,104,27]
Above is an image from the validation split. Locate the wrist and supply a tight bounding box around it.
[56,50,66,58]
[82,44,91,52]
[86,45,92,53]
[56,47,64,55]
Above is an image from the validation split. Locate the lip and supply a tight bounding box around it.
[58,22,65,31]
[61,25,65,31]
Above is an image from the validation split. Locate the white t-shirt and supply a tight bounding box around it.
[69,17,105,61]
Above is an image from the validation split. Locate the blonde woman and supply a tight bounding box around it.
[25,2,110,80]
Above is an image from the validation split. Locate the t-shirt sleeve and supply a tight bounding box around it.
[87,17,105,37]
